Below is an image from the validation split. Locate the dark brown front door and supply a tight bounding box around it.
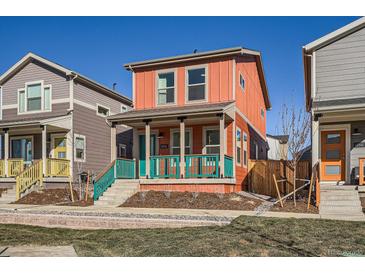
[320,130,346,181]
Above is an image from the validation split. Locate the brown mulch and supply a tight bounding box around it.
[121,191,262,210]
[270,199,319,214]
[12,188,93,206]
[361,197,365,210]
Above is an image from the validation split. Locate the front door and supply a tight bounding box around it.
[53,137,67,159]
[320,130,346,181]
[139,134,156,177]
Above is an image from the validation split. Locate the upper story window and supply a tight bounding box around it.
[186,66,207,102]
[74,134,86,162]
[97,104,110,117]
[18,81,51,114]
[261,108,265,119]
[157,71,175,105]
[239,73,245,91]
[121,105,127,112]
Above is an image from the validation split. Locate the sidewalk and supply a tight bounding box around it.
[0,203,325,230]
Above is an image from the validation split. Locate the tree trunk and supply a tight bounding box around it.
[293,165,297,207]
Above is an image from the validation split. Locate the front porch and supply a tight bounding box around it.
[0,115,72,198]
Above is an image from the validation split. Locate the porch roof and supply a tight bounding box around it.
[107,101,235,124]
[0,114,71,130]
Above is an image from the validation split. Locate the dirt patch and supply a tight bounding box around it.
[0,188,8,198]
[270,198,318,214]
[13,189,93,206]
[121,191,262,210]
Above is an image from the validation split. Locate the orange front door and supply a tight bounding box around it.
[320,130,346,181]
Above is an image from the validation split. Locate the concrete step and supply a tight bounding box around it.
[320,185,357,191]
[319,207,363,214]
[320,195,359,201]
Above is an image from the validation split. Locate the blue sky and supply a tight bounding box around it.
[0,16,359,134]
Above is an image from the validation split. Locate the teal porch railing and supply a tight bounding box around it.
[150,155,180,179]
[116,158,136,179]
[224,155,233,178]
[94,158,136,201]
[185,154,219,178]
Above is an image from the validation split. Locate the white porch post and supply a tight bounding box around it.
[110,123,117,161]
[219,114,225,178]
[132,127,139,178]
[145,120,151,179]
[179,117,185,178]
[232,120,236,178]
[41,125,47,176]
[4,129,9,177]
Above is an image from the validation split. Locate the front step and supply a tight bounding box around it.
[319,184,364,218]
[94,180,139,207]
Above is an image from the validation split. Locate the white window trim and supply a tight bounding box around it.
[118,143,127,158]
[50,133,68,158]
[243,132,248,167]
[9,135,34,162]
[17,80,53,115]
[74,134,86,162]
[43,84,52,112]
[96,103,111,117]
[156,68,177,106]
[202,126,219,155]
[185,64,209,104]
[121,104,128,112]
[239,72,245,92]
[236,127,242,166]
[170,128,193,155]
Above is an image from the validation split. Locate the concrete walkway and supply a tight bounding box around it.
[0,203,363,230]
[0,245,77,257]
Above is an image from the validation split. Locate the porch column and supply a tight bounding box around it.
[144,120,151,179]
[4,128,9,177]
[41,125,47,176]
[179,117,186,178]
[232,120,236,178]
[132,127,139,178]
[219,114,225,178]
[111,123,117,161]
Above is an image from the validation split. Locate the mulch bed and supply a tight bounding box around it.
[121,191,263,210]
[121,190,319,214]
[270,199,319,214]
[13,189,93,207]
[361,197,365,211]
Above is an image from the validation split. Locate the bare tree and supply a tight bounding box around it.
[280,102,311,206]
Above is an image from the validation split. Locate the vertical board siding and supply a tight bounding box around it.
[315,27,365,101]
[2,60,69,105]
[134,57,234,110]
[235,56,267,137]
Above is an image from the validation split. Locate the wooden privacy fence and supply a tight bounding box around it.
[247,160,311,197]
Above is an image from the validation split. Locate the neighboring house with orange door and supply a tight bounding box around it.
[303,17,365,186]
[106,47,270,194]
[0,53,132,201]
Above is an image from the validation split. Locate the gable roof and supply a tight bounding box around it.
[303,17,365,111]
[0,52,132,106]
[124,47,271,109]
[267,134,289,144]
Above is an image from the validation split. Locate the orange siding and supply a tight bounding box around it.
[235,56,266,137]
[235,113,250,191]
[134,57,234,110]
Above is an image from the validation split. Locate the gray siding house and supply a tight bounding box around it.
[0,53,132,190]
[303,17,365,186]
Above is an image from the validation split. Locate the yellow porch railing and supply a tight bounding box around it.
[0,160,5,177]
[15,160,43,200]
[8,159,24,177]
[46,158,70,177]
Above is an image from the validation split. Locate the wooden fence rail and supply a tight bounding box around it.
[247,159,311,197]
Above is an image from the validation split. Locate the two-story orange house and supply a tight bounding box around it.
[108,47,271,193]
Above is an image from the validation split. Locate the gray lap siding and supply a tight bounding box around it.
[73,104,111,177]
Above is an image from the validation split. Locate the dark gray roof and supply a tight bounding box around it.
[313,97,365,108]
[108,101,235,122]
[0,113,70,128]
[267,134,289,143]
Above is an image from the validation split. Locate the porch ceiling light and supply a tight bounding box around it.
[157,132,164,139]
[352,128,362,136]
